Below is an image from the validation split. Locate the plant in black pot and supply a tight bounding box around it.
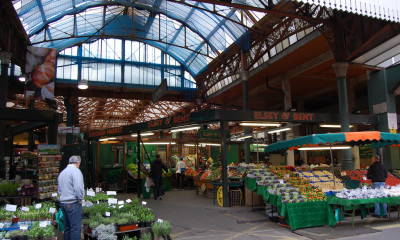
[151,220,173,240]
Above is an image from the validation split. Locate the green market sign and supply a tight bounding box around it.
[198,129,230,139]
[37,144,60,155]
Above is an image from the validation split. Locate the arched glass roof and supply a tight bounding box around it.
[13,0,251,76]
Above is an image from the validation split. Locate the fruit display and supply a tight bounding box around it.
[298,170,344,192]
[343,170,400,186]
[247,167,327,202]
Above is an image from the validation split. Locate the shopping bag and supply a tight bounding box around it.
[146,177,155,187]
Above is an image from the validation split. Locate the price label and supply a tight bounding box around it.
[142,201,147,206]
[108,198,117,205]
[97,201,99,205]
[0,223,4,229]
[362,177,367,180]
[39,221,48,227]
[105,212,111,217]
[157,219,164,223]
[49,208,56,214]
[20,224,28,230]
[106,191,117,196]
[118,201,124,205]
[87,189,95,197]
[5,204,17,212]
[126,199,132,203]
[96,187,101,192]
[51,193,57,197]
[279,180,284,184]
[119,205,123,209]
[21,207,29,212]
[35,203,42,209]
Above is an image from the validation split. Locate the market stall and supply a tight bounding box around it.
[262,131,400,228]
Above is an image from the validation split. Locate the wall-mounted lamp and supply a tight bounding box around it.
[320,124,354,128]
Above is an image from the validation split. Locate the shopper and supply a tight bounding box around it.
[367,155,388,218]
[58,155,85,240]
[150,154,168,200]
[175,156,186,190]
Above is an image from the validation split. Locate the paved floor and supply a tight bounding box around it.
[137,189,400,240]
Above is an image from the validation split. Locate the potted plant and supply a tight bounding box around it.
[9,230,24,240]
[151,221,172,240]
[93,224,117,240]
[42,225,55,240]
[27,222,41,239]
[140,232,152,240]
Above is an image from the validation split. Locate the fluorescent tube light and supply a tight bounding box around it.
[200,143,220,146]
[236,135,252,140]
[143,142,176,145]
[131,132,154,137]
[99,138,108,141]
[267,128,291,134]
[320,124,354,128]
[299,146,352,151]
[170,126,200,132]
[184,144,196,146]
[108,137,116,140]
[240,123,281,127]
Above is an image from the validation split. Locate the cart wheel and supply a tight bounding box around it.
[217,186,224,206]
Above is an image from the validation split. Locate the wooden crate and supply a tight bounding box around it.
[244,187,264,207]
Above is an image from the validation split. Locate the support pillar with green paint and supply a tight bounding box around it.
[242,71,251,164]
[332,62,353,170]
[368,66,400,170]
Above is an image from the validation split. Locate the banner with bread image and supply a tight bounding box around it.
[25,46,56,102]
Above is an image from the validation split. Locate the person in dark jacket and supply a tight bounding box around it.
[367,155,388,218]
[150,154,168,200]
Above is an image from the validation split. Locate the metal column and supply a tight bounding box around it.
[242,70,251,164]
[332,62,353,169]
[0,52,12,178]
[220,120,228,207]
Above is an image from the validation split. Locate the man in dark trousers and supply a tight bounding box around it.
[150,154,168,200]
[367,155,388,218]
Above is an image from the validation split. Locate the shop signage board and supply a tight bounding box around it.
[198,129,230,139]
[88,109,376,139]
[253,111,315,122]
[37,144,60,155]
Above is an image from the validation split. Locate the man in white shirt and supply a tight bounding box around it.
[175,157,186,190]
[58,155,84,240]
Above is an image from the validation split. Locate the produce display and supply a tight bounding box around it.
[247,167,327,202]
[298,170,344,192]
[344,170,400,186]
[336,187,390,199]
[126,163,143,177]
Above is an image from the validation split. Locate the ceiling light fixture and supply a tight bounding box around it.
[267,128,291,134]
[320,124,354,128]
[240,123,281,127]
[184,144,196,146]
[143,142,176,145]
[108,137,116,140]
[200,143,220,146]
[99,138,108,141]
[19,75,26,82]
[131,132,154,137]
[299,146,352,151]
[236,135,253,140]
[170,126,200,132]
[78,79,88,90]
